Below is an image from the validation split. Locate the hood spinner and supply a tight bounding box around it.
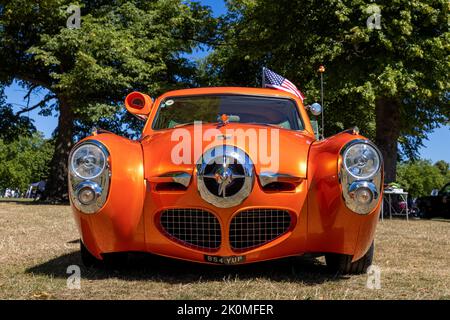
[196,145,254,208]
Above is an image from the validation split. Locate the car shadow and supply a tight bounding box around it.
[26,248,349,285]
[0,199,69,206]
[430,217,450,222]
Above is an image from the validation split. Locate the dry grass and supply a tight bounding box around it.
[0,201,449,300]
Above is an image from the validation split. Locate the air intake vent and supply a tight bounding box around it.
[230,209,292,251]
[159,209,221,251]
[155,182,187,191]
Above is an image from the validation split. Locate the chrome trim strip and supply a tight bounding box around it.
[159,172,192,187]
[258,172,302,187]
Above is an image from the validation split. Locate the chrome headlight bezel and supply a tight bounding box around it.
[70,143,107,180]
[340,139,383,215]
[342,142,381,180]
[68,140,111,214]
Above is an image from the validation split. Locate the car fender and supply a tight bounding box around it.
[306,131,381,260]
[70,133,146,258]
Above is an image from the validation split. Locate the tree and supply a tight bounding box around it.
[434,160,450,178]
[0,133,53,192]
[396,160,446,198]
[0,0,216,200]
[204,0,449,183]
[0,88,36,142]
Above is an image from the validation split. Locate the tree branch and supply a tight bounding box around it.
[24,85,38,108]
[16,95,57,116]
[15,74,52,92]
[171,35,226,47]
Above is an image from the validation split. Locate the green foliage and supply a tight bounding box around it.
[396,160,449,198]
[0,0,217,137]
[434,160,450,177]
[204,0,449,154]
[0,0,218,198]
[0,133,53,192]
[0,88,36,141]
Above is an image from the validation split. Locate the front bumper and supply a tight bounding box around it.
[72,176,381,264]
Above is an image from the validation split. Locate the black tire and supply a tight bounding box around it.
[420,209,432,219]
[80,241,128,269]
[325,242,374,275]
[80,240,101,268]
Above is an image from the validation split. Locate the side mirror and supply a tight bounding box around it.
[307,103,322,116]
[125,92,153,119]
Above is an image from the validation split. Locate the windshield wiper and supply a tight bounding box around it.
[173,121,212,128]
[246,122,284,128]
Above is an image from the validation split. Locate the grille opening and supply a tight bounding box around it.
[159,209,221,251]
[230,209,292,251]
[262,182,296,192]
[155,182,187,192]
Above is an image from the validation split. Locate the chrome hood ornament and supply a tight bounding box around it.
[196,145,254,208]
[214,166,233,197]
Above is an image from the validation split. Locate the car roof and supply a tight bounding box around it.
[144,86,315,136]
[157,87,303,103]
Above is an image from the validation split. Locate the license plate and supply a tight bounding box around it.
[204,254,246,265]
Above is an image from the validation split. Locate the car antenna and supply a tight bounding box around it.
[318,65,326,139]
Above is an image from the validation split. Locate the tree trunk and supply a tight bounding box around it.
[375,97,400,184]
[42,97,74,202]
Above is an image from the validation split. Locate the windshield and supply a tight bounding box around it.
[152,95,304,130]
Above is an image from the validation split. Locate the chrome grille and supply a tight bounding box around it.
[159,209,221,251]
[230,209,292,251]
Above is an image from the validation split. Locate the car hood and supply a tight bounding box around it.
[141,123,314,179]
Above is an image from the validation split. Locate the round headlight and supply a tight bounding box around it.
[354,187,373,204]
[71,143,106,179]
[78,187,96,205]
[343,143,381,179]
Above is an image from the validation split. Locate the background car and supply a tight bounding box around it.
[416,182,450,219]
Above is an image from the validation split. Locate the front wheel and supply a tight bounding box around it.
[80,241,128,269]
[325,242,374,274]
[80,240,101,268]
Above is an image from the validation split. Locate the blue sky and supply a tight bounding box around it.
[4,0,450,163]
[199,0,227,16]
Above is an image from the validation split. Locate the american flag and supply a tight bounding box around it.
[263,67,305,102]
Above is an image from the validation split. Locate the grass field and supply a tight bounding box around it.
[0,201,449,300]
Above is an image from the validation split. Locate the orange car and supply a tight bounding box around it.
[68,87,383,274]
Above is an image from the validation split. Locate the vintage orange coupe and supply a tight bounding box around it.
[68,87,383,274]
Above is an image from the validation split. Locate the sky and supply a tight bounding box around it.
[199,0,227,16]
[3,0,450,163]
